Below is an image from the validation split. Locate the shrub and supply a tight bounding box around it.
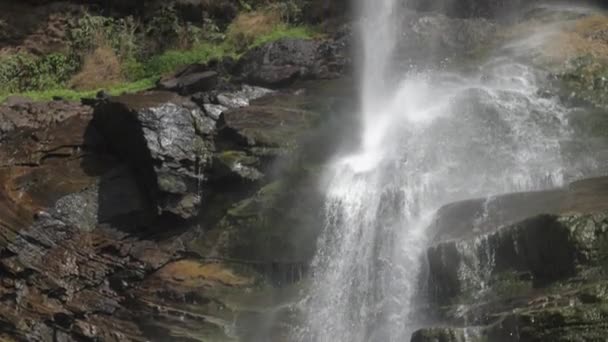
[145,4,181,52]
[0,53,78,94]
[267,0,304,23]
[67,12,140,62]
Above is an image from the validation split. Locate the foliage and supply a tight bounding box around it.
[1,1,318,102]
[141,43,231,77]
[251,25,314,47]
[238,0,253,12]
[267,0,305,23]
[0,77,157,102]
[67,12,139,61]
[0,53,78,94]
[145,4,181,51]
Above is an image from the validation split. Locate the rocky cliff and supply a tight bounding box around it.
[1,1,608,342]
[0,31,352,340]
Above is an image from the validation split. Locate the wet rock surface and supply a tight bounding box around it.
[3,4,608,342]
[0,70,352,340]
[236,37,350,87]
[416,177,608,342]
[93,91,214,220]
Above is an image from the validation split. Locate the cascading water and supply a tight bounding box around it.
[294,2,600,342]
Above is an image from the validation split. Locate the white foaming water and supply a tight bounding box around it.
[294,2,599,342]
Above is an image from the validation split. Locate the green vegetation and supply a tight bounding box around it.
[139,43,231,78]
[252,25,314,47]
[0,2,316,103]
[11,77,157,102]
[0,53,78,95]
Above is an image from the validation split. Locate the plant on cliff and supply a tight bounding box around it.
[67,13,139,62]
[0,0,316,102]
[226,5,314,52]
[0,53,78,94]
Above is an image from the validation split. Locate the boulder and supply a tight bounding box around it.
[420,177,608,342]
[192,84,274,120]
[430,177,608,243]
[157,63,219,95]
[218,105,318,152]
[93,91,216,219]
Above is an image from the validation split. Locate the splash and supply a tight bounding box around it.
[295,2,599,342]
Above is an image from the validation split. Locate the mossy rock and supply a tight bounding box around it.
[556,55,608,109]
[188,171,324,271]
[211,150,264,182]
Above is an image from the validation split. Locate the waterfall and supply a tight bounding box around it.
[294,2,599,342]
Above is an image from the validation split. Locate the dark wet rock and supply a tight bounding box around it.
[211,150,264,182]
[94,91,215,220]
[396,12,497,66]
[0,98,182,341]
[191,90,219,106]
[0,77,353,341]
[0,100,91,140]
[431,177,608,243]
[157,63,219,95]
[218,104,318,153]
[428,214,579,306]
[411,327,468,342]
[421,177,608,342]
[51,166,150,231]
[188,175,324,275]
[236,38,350,87]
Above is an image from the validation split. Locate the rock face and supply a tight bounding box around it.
[236,37,350,87]
[394,12,497,66]
[415,177,608,342]
[0,71,352,340]
[94,91,215,220]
